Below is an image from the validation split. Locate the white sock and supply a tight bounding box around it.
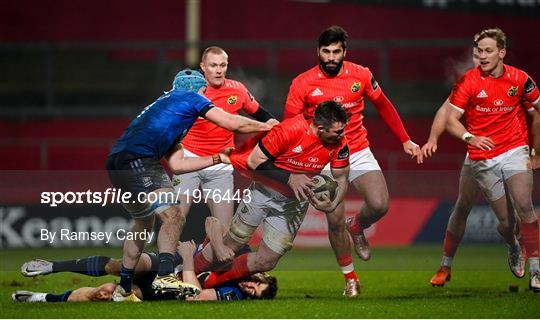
[441,256,453,267]
[340,263,354,274]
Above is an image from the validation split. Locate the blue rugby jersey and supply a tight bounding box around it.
[110,89,213,159]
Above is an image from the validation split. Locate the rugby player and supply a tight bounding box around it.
[445,28,540,291]
[284,25,421,296]
[174,46,277,228]
[190,100,351,291]
[16,217,277,302]
[106,69,271,301]
[423,48,540,286]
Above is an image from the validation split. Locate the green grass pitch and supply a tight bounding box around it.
[1,245,538,318]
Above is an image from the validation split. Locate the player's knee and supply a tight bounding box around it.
[253,254,279,272]
[368,199,388,217]
[159,206,186,226]
[228,215,256,245]
[453,201,472,218]
[512,197,533,215]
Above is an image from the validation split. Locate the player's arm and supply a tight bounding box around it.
[446,106,494,151]
[421,99,451,158]
[330,165,349,207]
[185,289,219,301]
[247,106,279,125]
[283,79,305,119]
[205,107,272,133]
[204,217,235,263]
[247,143,314,201]
[177,241,202,290]
[164,143,232,174]
[368,91,422,163]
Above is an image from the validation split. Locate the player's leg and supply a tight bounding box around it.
[12,283,118,303]
[203,209,301,288]
[21,256,112,277]
[504,167,539,290]
[172,168,201,228]
[193,182,264,273]
[471,154,525,279]
[198,184,306,288]
[106,153,172,300]
[118,214,154,295]
[327,201,361,297]
[348,170,389,259]
[204,169,235,228]
[431,162,479,286]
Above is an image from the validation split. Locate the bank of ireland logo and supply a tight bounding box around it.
[351,82,361,93]
[227,96,238,105]
[507,86,518,97]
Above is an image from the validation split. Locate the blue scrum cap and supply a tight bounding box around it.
[172,69,208,92]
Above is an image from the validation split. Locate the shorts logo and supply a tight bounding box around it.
[227,96,238,105]
[493,99,504,106]
[507,86,518,97]
[351,82,361,93]
[333,96,344,102]
[172,176,181,186]
[142,176,153,188]
[308,156,319,163]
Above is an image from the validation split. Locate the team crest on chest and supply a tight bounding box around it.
[351,82,361,93]
[507,86,518,97]
[227,96,238,105]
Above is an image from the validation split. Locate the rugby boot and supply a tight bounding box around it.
[508,243,525,278]
[152,274,201,297]
[343,278,361,298]
[20,259,53,277]
[430,266,451,287]
[346,217,371,261]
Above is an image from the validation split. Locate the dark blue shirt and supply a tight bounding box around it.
[110,89,213,159]
[215,284,246,301]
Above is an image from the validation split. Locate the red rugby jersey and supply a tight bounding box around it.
[181,78,260,156]
[230,115,349,196]
[449,64,540,160]
[284,61,382,153]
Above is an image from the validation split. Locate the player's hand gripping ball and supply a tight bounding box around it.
[311,175,338,201]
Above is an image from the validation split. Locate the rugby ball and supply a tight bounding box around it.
[311,174,338,201]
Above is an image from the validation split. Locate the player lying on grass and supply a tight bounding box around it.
[13,243,276,302]
[15,217,277,302]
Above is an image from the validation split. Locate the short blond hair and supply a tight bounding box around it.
[201,46,227,62]
[474,28,506,49]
